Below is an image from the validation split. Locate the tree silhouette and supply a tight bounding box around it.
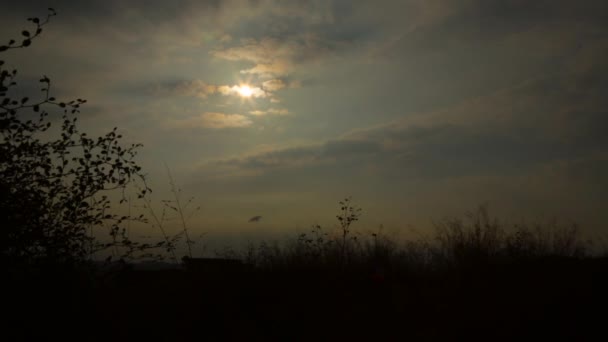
[0,9,165,265]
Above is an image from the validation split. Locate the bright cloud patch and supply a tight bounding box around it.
[167,113,252,129]
[262,79,287,91]
[249,108,290,116]
[168,112,252,129]
[217,85,267,98]
[200,112,252,128]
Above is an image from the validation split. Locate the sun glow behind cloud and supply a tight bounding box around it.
[238,85,253,97]
[216,84,266,98]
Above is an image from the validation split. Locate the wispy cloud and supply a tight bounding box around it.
[199,112,253,129]
[153,80,218,98]
[169,112,253,129]
[211,35,338,79]
[249,108,290,116]
[262,79,287,91]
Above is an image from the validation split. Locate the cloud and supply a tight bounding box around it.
[196,60,608,180]
[269,108,290,115]
[217,85,267,98]
[151,80,270,99]
[5,0,608,232]
[218,34,233,43]
[371,0,608,61]
[262,79,287,91]
[200,144,323,179]
[196,117,589,182]
[153,80,218,98]
[197,138,383,180]
[249,108,290,116]
[169,112,252,129]
[211,35,339,79]
[199,112,253,129]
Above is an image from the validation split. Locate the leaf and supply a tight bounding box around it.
[0,46,8,52]
[22,30,30,37]
[22,39,31,47]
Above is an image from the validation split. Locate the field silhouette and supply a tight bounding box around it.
[5,209,608,340]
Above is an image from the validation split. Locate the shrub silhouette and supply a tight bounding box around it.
[0,9,164,265]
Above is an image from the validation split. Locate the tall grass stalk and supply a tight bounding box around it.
[163,164,199,259]
[139,192,177,263]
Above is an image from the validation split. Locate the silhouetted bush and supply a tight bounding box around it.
[0,9,164,265]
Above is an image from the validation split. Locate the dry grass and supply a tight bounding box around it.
[220,203,591,275]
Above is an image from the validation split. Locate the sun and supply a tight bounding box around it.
[238,85,253,97]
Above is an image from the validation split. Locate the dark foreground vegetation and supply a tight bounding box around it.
[6,211,608,341]
[2,9,607,341]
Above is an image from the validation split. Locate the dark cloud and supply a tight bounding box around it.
[200,124,560,181]
[376,0,608,60]
[0,1,224,24]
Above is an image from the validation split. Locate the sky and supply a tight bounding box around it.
[1,1,607,251]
